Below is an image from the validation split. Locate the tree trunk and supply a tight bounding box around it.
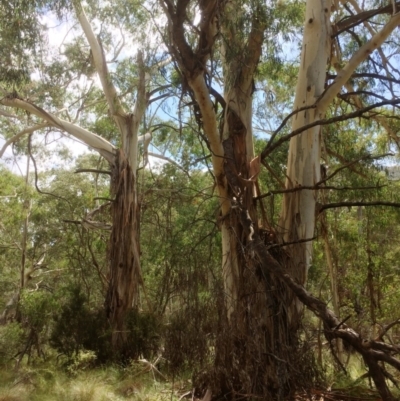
[105,148,142,352]
[164,0,319,396]
[278,0,331,326]
[74,1,150,354]
[215,95,312,398]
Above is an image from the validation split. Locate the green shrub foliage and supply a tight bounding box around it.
[50,285,160,364]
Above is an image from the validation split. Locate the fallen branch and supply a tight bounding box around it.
[249,234,399,400]
[229,204,400,401]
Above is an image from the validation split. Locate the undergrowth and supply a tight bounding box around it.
[0,357,187,401]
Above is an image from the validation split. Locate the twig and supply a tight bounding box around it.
[265,104,317,149]
[316,153,393,186]
[334,315,352,330]
[377,318,400,341]
[28,135,72,206]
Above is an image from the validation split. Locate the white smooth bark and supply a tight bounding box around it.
[188,74,236,316]
[280,0,331,283]
[74,1,124,118]
[189,74,229,213]
[74,2,150,176]
[0,98,116,162]
[317,12,400,115]
[281,3,400,305]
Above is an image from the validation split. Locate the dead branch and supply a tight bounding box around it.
[28,135,72,206]
[316,152,393,186]
[328,72,400,86]
[227,202,400,400]
[261,99,400,160]
[334,2,400,37]
[268,236,316,249]
[318,201,400,213]
[377,319,400,341]
[249,235,399,401]
[63,220,81,225]
[255,184,385,200]
[265,104,317,149]
[74,168,111,175]
[0,123,49,158]
[326,148,369,179]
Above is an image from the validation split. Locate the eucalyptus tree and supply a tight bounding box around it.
[159,0,400,398]
[0,0,170,353]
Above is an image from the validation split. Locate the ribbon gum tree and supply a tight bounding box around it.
[0,1,156,354]
[2,0,400,399]
[161,0,400,398]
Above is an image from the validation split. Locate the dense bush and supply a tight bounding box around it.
[50,286,111,363]
[0,322,25,365]
[50,286,160,364]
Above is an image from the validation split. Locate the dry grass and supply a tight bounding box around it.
[0,361,184,401]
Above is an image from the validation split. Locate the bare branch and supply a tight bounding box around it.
[377,319,400,341]
[318,201,400,213]
[73,1,124,117]
[255,184,386,200]
[74,169,111,175]
[316,153,393,186]
[265,105,317,150]
[327,72,400,86]
[334,2,400,37]
[318,12,400,114]
[0,123,49,158]
[1,97,115,162]
[261,99,400,159]
[147,151,188,175]
[28,135,72,206]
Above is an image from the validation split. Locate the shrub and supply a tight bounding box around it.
[0,322,25,365]
[50,286,111,363]
[50,285,160,364]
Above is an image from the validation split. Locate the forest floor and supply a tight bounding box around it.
[0,358,189,401]
[0,355,397,401]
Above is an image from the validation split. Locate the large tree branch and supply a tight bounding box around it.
[327,72,400,86]
[74,1,151,165]
[240,14,265,91]
[189,74,229,213]
[317,12,400,114]
[73,1,124,118]
[147,151,188,174]
[118,51,150,170]
[1,97,115,162]
[196,0,219,67]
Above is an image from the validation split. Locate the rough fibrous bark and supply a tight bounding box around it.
[105,150,142,351]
